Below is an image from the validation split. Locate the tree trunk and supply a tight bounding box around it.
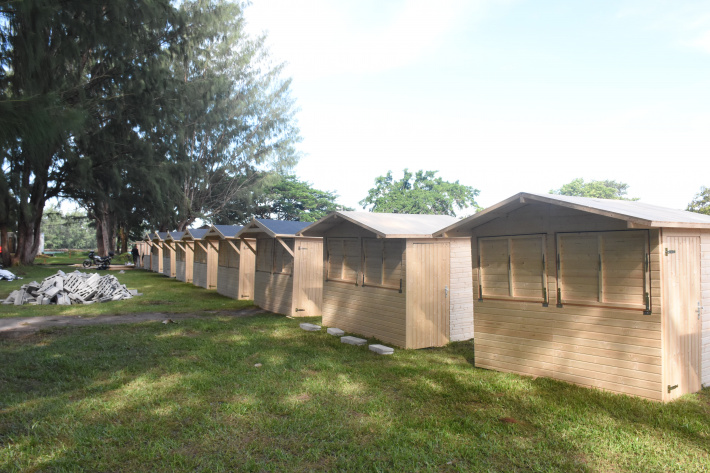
[95,216,105,256]
[0,226,12,267]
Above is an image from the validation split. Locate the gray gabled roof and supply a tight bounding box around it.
[434,192,710,236]
[298,211,459,238]
[151,231,168,241]
[204,224,243,239]
[235,218,313,238]
[182,228,209,240]
[165,231,185,241]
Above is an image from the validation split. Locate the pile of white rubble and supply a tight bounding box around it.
[2,270,140,306]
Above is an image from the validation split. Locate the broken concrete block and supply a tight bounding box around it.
[369,344,394,355]
[43,285,61,298]
[300,323,321,332]
[326,328,344,336]
[341,336,367,346]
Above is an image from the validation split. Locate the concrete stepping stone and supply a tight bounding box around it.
[369,344,394,355]
[341,336,367,346]
[326,327,344,336]
[299,323,321,331]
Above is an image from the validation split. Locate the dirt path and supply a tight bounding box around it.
[0,308,268,339]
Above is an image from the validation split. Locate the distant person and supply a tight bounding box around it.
[131,244,139,265]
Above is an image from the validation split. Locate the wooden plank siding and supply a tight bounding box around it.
[449,238,474,341]
[465,202,664,400]
[217,240,240,299]
[322,281,406,347]
[254,271,293,316]
[702,231,710,387]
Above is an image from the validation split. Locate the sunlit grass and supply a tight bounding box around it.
[0,314,708,472]
[0,265,252,318]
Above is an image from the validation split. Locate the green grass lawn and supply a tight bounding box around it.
[0,265,253,318]
[1,267,709,472]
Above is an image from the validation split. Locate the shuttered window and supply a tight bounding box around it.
[557,231,648,309]
[363,238,404,289]
[274,239,294,275]
[327,238,359,282]
[194,243,207,264]
[256,238,273,272]
[219,241,240,268]
[176,245,185,262]
[479,235,546,302]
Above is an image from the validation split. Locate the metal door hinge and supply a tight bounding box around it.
[664,248,676,256]
[668,384,678,393]
[698,301,704,319]
[556,287,563,308]
[445,286,449,298]
[295,308,305,312]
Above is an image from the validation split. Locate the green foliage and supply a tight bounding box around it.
[550,178,638,200]
[253,175,351,222]
[172,0,301,229]
[41,205,95,250]
[213,174,351,224]
[687,186,710,215]
[359,169,480,216]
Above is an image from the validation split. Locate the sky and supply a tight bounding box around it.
[243,0,710,216]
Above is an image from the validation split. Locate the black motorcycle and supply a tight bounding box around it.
[82,251,114,270]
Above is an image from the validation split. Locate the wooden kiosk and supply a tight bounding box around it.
[299,211,473,348]
[187,228,215,289]
[177,229,203,284]
[435,192,710,401]
[201,225,256,300]
[237,219,323,317]
[161,231,183,278]
[150,232,167,273]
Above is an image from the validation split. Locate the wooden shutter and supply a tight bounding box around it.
[383,240,404,288]
[363,239,383,285]
[510,236,544,300]
[557,231,647,308]
[327,239,344,280]
[256,238,273,272]
[218,242,229,267]
[343,239,360,282]
[479,238,509,297]
[601,232,645,306]
[558,234,599,303]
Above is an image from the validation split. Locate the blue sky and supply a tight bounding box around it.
[245,0,710,215]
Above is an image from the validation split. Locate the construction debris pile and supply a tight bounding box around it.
[2,270,141,306]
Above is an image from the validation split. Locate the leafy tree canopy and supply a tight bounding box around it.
[41,205,95,250]
[213,174,351,224]
[550,178,638,200]
[359,169,480,216]
[687,186,710,215]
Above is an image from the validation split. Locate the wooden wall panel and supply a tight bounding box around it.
[217,266,240,299]
[176,260,186,282]
[449,238,474,342]
[193,262,208,289]
[322,281,406,347]
[702,231,710,387]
